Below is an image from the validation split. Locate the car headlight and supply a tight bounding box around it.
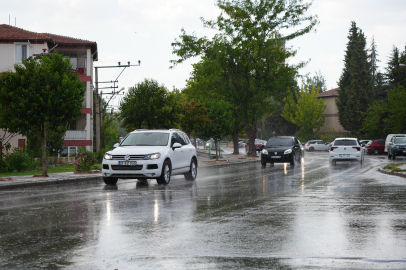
[144,153,161,160]
[104,153,112,160]
[261,149,268,155]
[394,145,399,149]
[284,149,292,154]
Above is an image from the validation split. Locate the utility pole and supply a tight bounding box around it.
[94,61,140,151]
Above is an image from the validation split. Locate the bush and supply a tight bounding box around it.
[0,158,8,173]
[5,148,32,172]
[73,148,98,172]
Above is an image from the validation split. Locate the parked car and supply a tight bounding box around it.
[246,139,267,152]
[260,136,302,166]
[325,142,333,152]
[364,139,385,155]
[238,139,247,148]
[387,135,406,160]
[102,129,198,185]
[305,140,328,151]
[385,134,406,153]
[329,138,364,164]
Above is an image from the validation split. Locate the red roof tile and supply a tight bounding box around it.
[41,32,96,46]
[318,87,340,98]
[0,24,50,42]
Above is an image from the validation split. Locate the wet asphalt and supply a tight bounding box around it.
[0,151,405,269]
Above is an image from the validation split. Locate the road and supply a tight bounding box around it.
[0,151,405,269]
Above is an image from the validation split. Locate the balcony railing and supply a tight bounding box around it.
[64,130,86,139]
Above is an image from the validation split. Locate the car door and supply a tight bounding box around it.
[178,132,194,169]
[170,133,184,171]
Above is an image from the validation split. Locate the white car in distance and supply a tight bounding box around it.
[102,129,198,185]
[329,138,364,165]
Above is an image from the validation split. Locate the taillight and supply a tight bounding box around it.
[307,143,310,146]
[352,146,361,151]
[330,147,338,151]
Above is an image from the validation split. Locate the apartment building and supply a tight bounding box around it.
[0,24,97,155]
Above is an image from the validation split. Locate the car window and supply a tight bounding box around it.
[317,141,325,144]
[334,140,357,146]
[378,141,385,145]
[267,138,294,146]
[171,133,180,146]
[177,132,189,145]
[121,132,169,146]
[394,137,406,143]
[366,140,373,145]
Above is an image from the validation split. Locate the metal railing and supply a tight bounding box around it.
[64,130,86,139]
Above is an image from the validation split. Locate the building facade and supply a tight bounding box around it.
[0,24,97,155]
[317,87,349,135]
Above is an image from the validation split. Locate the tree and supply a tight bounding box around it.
[181,98,211,146]
[171,0,318,156]
[337,21,373,137]
[0,52,85,175]
[361,100,389,139]
[282,85,326,142]
[101,112,121,150]
[304,71,327,92]
[385,45,406,89]
[387,85,406,133]
[119,79,183,132]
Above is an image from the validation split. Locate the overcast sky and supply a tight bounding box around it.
[3,0,406,108]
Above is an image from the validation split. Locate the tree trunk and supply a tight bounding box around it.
[41,123,48,176]
[232,125,240,155]
[215,141,219,161]
[246,124,257,157]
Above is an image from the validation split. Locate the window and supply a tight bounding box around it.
[15,44,28,62]
[70,57,77,69]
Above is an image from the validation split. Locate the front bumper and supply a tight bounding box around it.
[102,159,162,179]
[261,153,293,163]
[392,149,406,156]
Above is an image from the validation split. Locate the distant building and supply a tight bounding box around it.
[0,24,97,156]
[317,87,349,135]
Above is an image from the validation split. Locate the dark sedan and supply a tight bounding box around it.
[260,136,302,166]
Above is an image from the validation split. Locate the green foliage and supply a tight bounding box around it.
[385,46,406,89]
[73,148,98,172]
[4,148,33,172]
[101,113,121,149]
[181,98,211,138]
[387,85,406,133]
[119,79,183,132]
[0,158,8,173]
[171,0,318,156]
[361,100,389,139]
[304,71,327,92]
[282,85,326,142]
[0,52,85,175]
[337,21,373,137]
[319,128,340,143]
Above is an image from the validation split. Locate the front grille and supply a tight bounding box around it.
[399,146,406,149]
[111,155,145,160]
[111,165,143,170]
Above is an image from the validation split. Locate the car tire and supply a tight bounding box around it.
[103,177,118,186]
[309,147,314,152]
[261,158,266,167]
[373,149,380,155]
[184,158,197,181]
[290,153,296,166]
[157,160,171,185]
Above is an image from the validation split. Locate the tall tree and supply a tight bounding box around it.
[385,45,406,89]
[337,21,373,137]
[171,0,318,156]
[119,79,183,132]
[181,97,211,146]
[0,52,85,175]
[282,85,326,142]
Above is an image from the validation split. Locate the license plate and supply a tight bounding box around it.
[339,154,350,157]
[119,161,137,166]
[271,156,281,158]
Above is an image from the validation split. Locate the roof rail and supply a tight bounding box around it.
[132,129,148,132]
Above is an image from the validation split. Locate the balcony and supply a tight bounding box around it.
[64,130,86,140]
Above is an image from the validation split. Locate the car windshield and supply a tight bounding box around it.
[394,137,406,143]
[266,138,293,147]
[366,140,373,145]
[334,139,357,146]
[120,132,169,146]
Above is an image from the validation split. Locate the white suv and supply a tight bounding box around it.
[102,129,198,185]
[329,138,364,164]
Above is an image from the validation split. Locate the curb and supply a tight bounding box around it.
[378,168,406,179]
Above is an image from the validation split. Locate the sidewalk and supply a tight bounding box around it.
[0,150,259,190]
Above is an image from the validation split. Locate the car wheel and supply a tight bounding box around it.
[103,177,118,186]
[290,153,296,166]
[157,160,171,185]
[309,147,314,152]
[184,158,197,181]
[261,158,266,167]
[373,149,380,155]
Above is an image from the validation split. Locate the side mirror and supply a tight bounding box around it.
[172,142,182,150]
[389,142,393,145]
[113,143,119,148]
